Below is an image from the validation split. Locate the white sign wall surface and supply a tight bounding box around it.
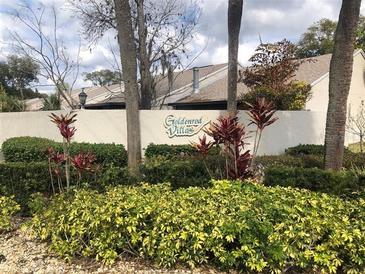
[0,109,356,156]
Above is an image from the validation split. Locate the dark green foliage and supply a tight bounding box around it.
[285,144,326,155]
[0,55,42,100]
[27,193,48,215]
[140,156,214,188]
[264,166,364,197]
[98,165,138,188]
[296,17,365,58]
[144,143,197,158]
[256,155,305,168]
[285,144,351,156]
[2,137,127,166]
[343,152,365,168]
[42,93,60,110]
[83,69,122,86]
[256,154,324,169]
[2,137,58,162]
[29,181,365,272]
[69,142,127,167]
[0,162,50,211]
[241,81,312,110]
[0,161,103,213]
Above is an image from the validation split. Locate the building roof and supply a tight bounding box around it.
[154,63,227,99]
[24,97,45,111]
[61,84,124,109]
[174,53,333,105]
[61,64,226,109]
[62,50,361,108]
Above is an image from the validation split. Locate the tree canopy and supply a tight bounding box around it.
[240,40,312,110]
[0,55,43,100]
[83,69,122,86]
[296,17,365,58]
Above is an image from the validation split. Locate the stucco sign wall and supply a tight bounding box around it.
[164,115,210,138]
[0,109,346,156]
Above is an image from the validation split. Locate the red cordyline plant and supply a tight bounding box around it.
[192,99,278,181]
[246,97,278,162]
[46,147,65,193]
[49,112,77,189]
[71,152,96,185]
[193,113,252,180]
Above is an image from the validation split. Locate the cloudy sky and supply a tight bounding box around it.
[0,0,362,93]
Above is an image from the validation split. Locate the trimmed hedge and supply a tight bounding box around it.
[140,156,213,188]
[256,154,324,168]
[285,144,326,156]
[29,181,365,273]
[285,144,351,156]
[2,137,127,166]
[144,143,197,158]
[0,162,50,210]
[0,162,103,212]
[257,153,365,169]
[144,143,220,159]
[264,166,365,197]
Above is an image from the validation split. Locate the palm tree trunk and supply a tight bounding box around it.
[114,0,142,173]
[324,0,361,170]
[137,0,153,110]
[227,0,243,114]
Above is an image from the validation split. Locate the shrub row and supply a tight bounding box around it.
[0,162,50,211]
[2,154,364,213]
[144,143,220,159]
[285,144,351,156]
[257,153,365,169]
[2,137,127,166]
[0,156,213,213]
[144,143,197,158]
[256,154,323,168]
[0,162,108,213]
[0,196,20,232]
[29,181,365,273]
[264,166,365,197]
[140,156,216,188]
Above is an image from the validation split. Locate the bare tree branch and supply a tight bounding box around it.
[9,3,81,109]
[68,0,200,108]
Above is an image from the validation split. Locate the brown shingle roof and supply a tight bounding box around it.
[295,54,331,84]
[175,53,332,104]
[61,64,226,108]
[62,52,335,108]
[177,77,249,103]
[154,63,227,98]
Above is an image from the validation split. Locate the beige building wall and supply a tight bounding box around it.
[0,109,335,156]
[306,51,365,113]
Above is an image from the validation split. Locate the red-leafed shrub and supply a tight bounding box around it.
[192,98,278,180]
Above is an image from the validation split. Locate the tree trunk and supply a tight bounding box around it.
[137,0,153,110]
[227,0,243,114]
[324,0,361,170]
[114,0,142,172]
